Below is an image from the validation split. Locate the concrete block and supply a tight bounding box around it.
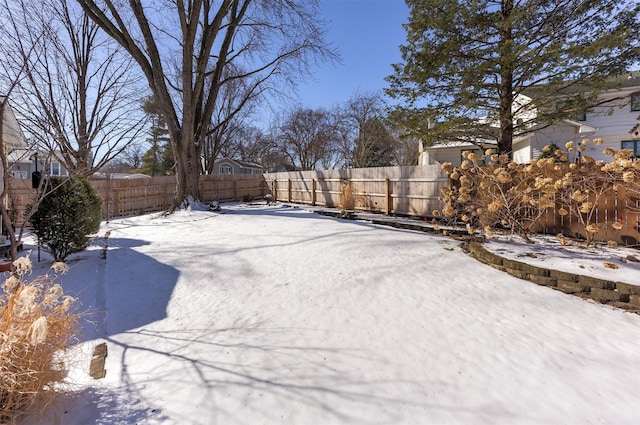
[502,258,523,271]
[550,270,578,282]
[522,263,550,277]
[529,275,557,287]
[590,287,628,303]
[579,275,616,290]
[506,269,529,280]
[556,280,589,294]
[616,282,640,295]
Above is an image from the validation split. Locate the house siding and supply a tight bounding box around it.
[422,81,640,165]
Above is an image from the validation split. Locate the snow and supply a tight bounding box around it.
[15,203,640,425]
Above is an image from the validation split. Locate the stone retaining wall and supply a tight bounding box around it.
[467,242,640,313]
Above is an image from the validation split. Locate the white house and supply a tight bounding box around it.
[421,72,640,166]
[7,148,70,179]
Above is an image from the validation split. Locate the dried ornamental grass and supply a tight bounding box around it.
[0,256,81,423]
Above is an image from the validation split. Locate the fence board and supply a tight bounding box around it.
[263,165,449,217]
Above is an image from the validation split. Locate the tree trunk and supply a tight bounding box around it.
[171,130,202,210]
[498,0,515,157]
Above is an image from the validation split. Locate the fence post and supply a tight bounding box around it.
[385,178,392,215]
[114,188,121,218]
[271,179,277,201]
[287,179,292,203]
[311,179,316,206]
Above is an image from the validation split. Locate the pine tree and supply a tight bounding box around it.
[386,0,640,155]
[140,96,172,176]
[26,177,102,262]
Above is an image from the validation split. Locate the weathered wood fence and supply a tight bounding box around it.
[7,173,269,225]
[6,164,640,245]
[263,165,449,217]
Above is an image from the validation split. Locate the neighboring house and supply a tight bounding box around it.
[7,148,70,179]
[0,97,27,153]
[1,98,29,185]
[211,158,266,175]
[270,163,298,173]
[421,72,640,166]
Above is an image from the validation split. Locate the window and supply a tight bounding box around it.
[51,162,61,176]
[576,110,587,122]
[219,165,232,174]
[631,92,640,112]
[622,140,640,158]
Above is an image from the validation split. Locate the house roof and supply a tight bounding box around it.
[523,71,640,98]
[214,157,265,169]
[427,139,497,150]
[6,148,36,163]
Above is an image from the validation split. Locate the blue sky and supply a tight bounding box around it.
[294,0,410,109]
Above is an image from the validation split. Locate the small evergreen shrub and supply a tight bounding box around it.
[26,177,102,262]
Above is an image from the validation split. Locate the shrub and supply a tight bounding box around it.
[0,258,81,422]
[242,194,253,203]
[434,139,633,247]
[340,180,356,211]
[26,177,102,262]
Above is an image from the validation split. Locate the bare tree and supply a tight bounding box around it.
[340,91,386,167]
[389,130,420,166]
[352,118,395,168]
[276,107,342,170]
[201,66,260,174]
[0,0,49,261]
[103,142,146,173]
[75,0,336,210]
[7,0,147,177]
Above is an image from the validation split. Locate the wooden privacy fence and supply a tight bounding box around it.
[263,165,449,217]
[7,173,269,225]
[6,164,640,245]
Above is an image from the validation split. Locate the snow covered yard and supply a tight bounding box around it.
[17,203,640,425]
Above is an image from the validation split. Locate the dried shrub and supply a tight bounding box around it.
[435,139,638,247]
[340,180,356,211]
[0,257,81,423]
[436,150,559,243]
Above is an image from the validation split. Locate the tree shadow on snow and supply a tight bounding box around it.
[16,237,179,425]
[87,319,528,425]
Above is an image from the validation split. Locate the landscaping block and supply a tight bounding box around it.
[629,295,640,307]
[556,280,589,294]
[521,263,549,277]
[590,287,628,303]
[502,258,523,271]
[506,269,529,280]
[528,275,557,287]
[579,275,616,290]
[609,301,640,312]
[616,282,640,295]
[550,270,578,282]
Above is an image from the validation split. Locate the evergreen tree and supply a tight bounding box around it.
[26,177,102,262]
[386,0,640,155]
[140,96,171,176]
